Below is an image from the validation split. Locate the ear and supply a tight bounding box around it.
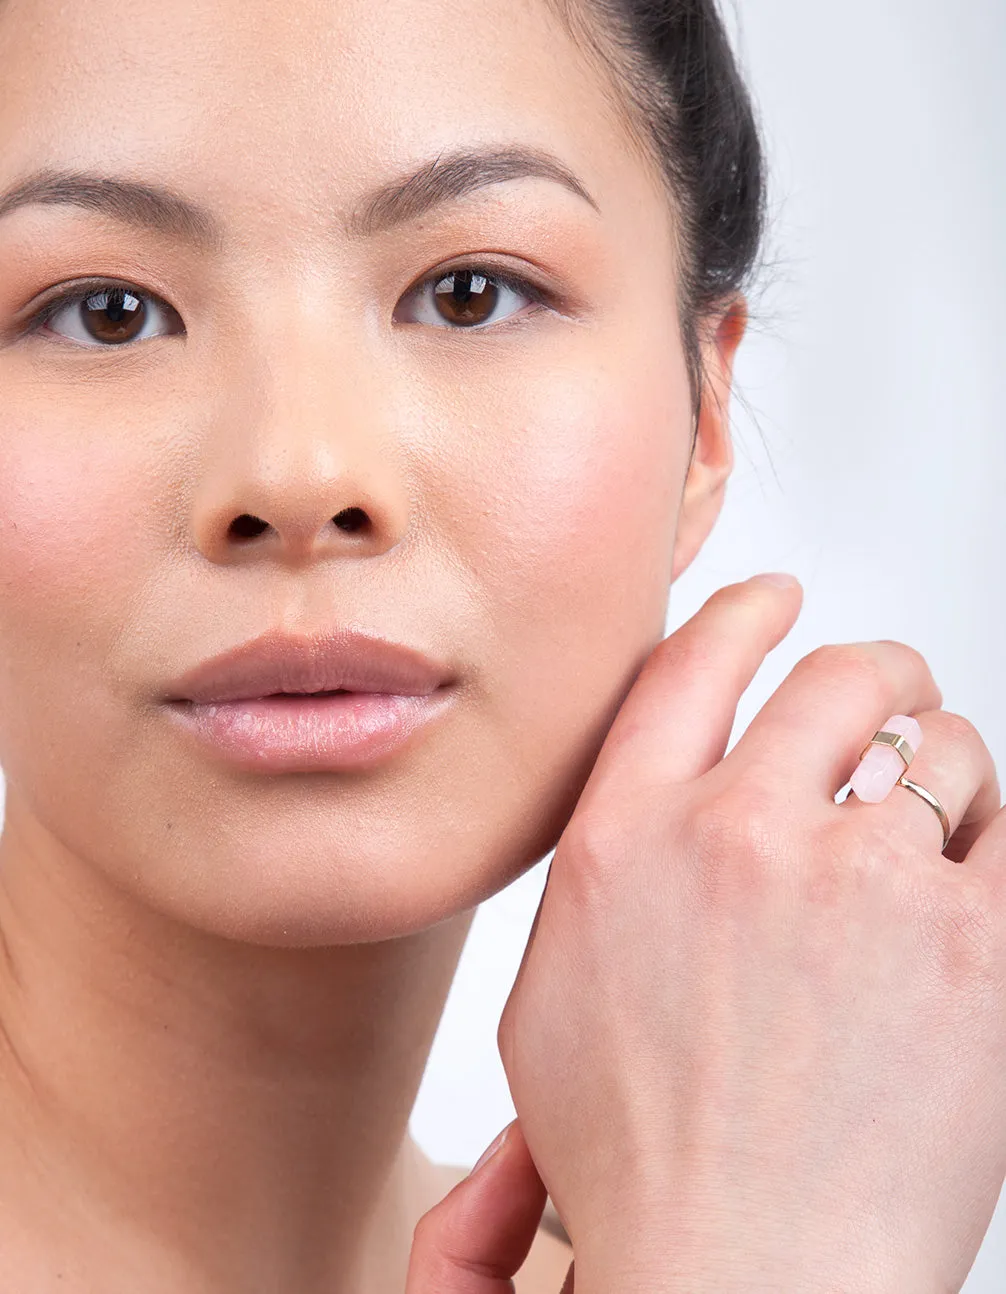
[670,296,748,583]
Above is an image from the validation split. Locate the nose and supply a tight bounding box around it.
[189,327,412,568]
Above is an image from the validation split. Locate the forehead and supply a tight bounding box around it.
[0,0,670,247]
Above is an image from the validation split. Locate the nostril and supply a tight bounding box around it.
[333,507,369,534]
[225,510,370,543]
[229,513,269,540]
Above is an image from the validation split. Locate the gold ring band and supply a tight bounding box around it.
[895,775,952,853]
[853,726,954,856]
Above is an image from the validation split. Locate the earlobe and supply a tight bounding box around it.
[669,296,748,584]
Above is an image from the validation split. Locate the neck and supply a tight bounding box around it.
[0,792,473,1293]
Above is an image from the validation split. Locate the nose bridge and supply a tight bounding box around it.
[190,286,411,566]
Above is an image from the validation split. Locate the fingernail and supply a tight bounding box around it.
[752,572,800,589]
[849,714,923,803]
[470,1124,511,1177]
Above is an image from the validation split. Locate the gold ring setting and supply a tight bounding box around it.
[856,725,952,853]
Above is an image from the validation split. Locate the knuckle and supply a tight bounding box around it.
[928,709,981,756]
[918,880,1004,998]
[687,785,791,898]
[795,643,889,705]
[872,637,933,673]
[559,806,633,905]
[795,639,938,710]
[410,1201,445,1253]
[691,785,780,857]
[409,1204,463,1280]
[496,997,515,1070]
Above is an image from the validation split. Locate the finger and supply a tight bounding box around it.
[716,639,944,799]
[840,709,1001,863]
[406,1120,548,1294]
[575,575,803,811]
[960,796,1006,892]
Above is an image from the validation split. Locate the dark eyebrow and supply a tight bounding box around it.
[0,167,225,251]
[0,146,599,249]
[342,145,600,237]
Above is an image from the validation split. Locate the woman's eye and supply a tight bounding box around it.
[394,267,546,330]
[26,267,547,347]
[30,283,184,347]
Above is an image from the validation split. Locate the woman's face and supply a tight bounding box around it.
[0,0,733,944]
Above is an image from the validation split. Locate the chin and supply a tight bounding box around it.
[42,780,567,949]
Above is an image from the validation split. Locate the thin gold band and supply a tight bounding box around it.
[856,727,952,854]
[894,775,952,853]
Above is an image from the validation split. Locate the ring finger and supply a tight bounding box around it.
[841,708,1001,863]
[717,639,943,797]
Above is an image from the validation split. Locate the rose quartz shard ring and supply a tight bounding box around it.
[851,714,922,802]
[848,713,952,852]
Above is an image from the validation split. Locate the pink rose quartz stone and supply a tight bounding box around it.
[850,714,923,804]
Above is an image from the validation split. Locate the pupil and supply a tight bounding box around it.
[83,288,145,344]
[435,270,498,326]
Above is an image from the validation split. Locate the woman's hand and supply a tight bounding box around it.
[492,574,1006,1293]
[406,1119,575,1293]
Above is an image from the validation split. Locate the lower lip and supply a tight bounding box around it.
[165,689,454,772]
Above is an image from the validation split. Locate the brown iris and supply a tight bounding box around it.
[433,270,499,326]
[79,287,147,344]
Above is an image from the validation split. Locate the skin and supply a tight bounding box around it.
[0,0,743,1289]
[410,588,1006,1292]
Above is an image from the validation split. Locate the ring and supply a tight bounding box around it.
[850,717,953,854]
[894,775,952,853]
[857,729,917,766]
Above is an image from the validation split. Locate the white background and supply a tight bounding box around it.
[410,2,1006,1287]
[0,0,999,1285]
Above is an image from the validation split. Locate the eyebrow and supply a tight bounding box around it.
[0,146,599,250]
[342,145,600,236]
[0,168,225,251]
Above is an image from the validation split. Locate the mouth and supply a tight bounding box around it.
[162,628,457,772]
[166,687,455,772]
[258,688,350,697]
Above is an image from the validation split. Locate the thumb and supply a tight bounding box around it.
[406,1119,549,1293]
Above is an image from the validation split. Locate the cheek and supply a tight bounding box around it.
[434,348,690,642]
[421,344,692,845]
[507,379,681,603]
[0,411,155,771]
[0,416,149,615]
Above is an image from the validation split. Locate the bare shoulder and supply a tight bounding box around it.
[432,1163,573,1294]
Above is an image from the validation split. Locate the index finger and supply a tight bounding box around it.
[576,575,803,814]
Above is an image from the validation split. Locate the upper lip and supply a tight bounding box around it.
[164,628,453,704]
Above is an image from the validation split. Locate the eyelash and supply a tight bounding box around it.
[22,262,555,346]
[402,264,554,332]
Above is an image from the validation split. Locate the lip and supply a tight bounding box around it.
[162,627,456,772]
